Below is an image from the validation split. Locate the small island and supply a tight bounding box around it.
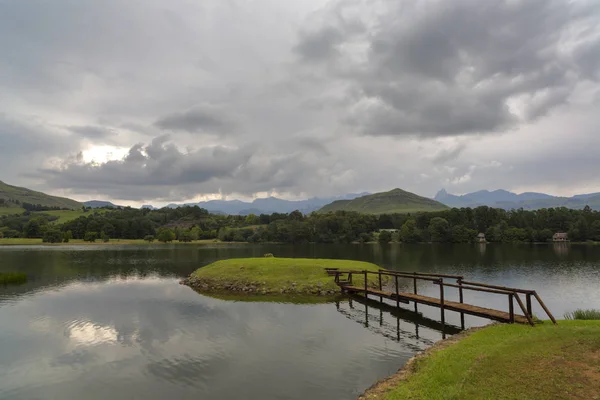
[182,257,382,296]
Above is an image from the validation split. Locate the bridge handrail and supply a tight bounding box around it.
[379,269,464,280]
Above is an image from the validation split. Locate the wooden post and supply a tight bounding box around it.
[395,275,399,308]
[526,293,532,318]
[413,272,418,295]
[439,278,445,326]
[509,293,515,323]
[458,278,465,329]
[378,272,383,303]
[364,270,368,299]
[533,292,557,324]
[349,272,353,285]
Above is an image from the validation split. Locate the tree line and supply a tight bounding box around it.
[2,205,600,243]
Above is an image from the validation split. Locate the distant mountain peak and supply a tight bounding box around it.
[320,188,448,214]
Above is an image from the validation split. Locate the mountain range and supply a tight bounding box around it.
[162,193,370,215]
[435,189,600,210]
[319,188,448,214]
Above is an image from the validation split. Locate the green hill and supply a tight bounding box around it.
[0,180,82,212]
[319,188,448,214]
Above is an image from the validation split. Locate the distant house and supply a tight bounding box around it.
[476,232,486,243]
[552,232,569,242]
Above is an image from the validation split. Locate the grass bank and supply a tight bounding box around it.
[0,272,27,285]
[184,257,383,296]
[362,320,600,400]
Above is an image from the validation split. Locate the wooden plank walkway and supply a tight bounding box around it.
[342,285,530,324]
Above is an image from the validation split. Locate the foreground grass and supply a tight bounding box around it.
[0,272,27,284]
[189,257,383,294]
[375,321,600,400]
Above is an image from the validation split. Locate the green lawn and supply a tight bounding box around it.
[189,257,383,294]
[367,321,600,400]
[36,209,88,224]
[0,207,25,216]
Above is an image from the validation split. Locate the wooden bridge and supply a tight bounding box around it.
[327,268,556,327]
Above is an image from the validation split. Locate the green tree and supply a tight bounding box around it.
[536,229,553,242]
[244,214,260,225]
[179,229,193,242]
[358,232,374,243]
[101,231,110,242]
[378,230,392,243]
[157,228,176,243]
[42,228,63,243]
[400,219,421,243]
[84,232,98,242]
[590,220,600,241]
[429,217,450,242]
[144,235,155,243]
[450,225,476,243]
[24,217,48,238]
[63,230,73,243]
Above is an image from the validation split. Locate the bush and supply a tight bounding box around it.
[264,253,274,257]
[101,232,110,242]
[144,235,155,243]
[84,232,98,242]
[42,228,63,243]
[63,230,73,243]
[378,230,392,243]
[564,309,600,320]
[157,228,176,243]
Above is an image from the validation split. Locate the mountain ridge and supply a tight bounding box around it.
[435,188,600,210]
[319,188,448,214]
[0,180,82,210]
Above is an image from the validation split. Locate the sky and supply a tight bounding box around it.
[1,0,599,207]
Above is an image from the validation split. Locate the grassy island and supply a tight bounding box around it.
[361,320,600,400]
[183,257,383,296]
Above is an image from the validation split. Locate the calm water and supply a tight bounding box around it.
[1,243,599,399]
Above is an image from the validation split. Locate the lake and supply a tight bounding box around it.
[1,243,599,399]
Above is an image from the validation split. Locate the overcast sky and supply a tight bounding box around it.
[1,0,599,206]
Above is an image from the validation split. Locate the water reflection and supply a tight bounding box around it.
[337,295,462,344]
[0,276,416,400]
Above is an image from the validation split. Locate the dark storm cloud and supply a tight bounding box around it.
[297,0,600,136]
[35,133,343,201]
[39,136,253,191]
[154,105,236,135]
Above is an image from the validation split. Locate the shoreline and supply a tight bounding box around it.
[2,239,599,246]
[0,239,251,246]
